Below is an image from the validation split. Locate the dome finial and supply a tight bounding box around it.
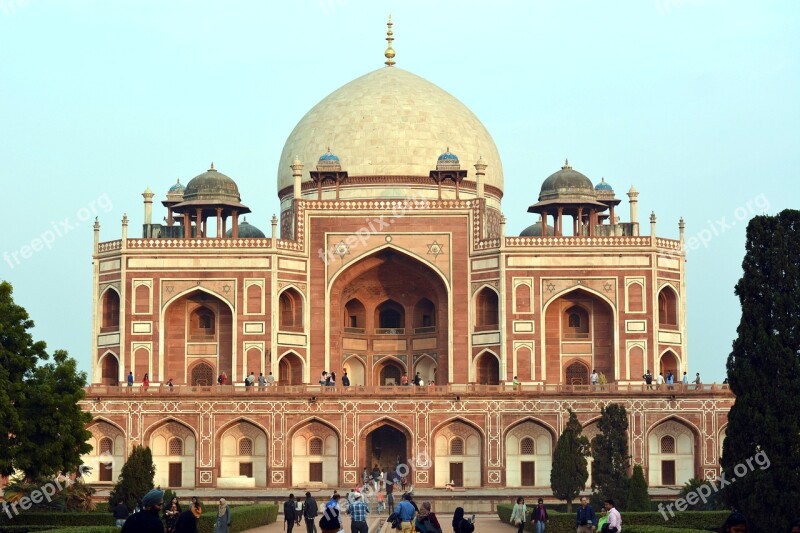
[210,162,215,170]
[562,158,571,170]
[384,15,396,67]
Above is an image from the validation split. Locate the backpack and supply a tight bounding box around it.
[319,507,339,529]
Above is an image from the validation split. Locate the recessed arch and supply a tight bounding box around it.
[143,417,199,444]
[217,418,269,488]
[278,286,305,332]
[100,286,121,331]
[374,355,406,386]
[289,418,340,486]
[474,285,500,330]
[342,355,365,386]
[647,416,699,487]
[98,351,120,386]
[360,418,414,472]
[375,299,406,330]
[657,284,679,329]
[277,349,304,385]
[432,417,484,488]
[474,349,500,385]
[504,418,555,487]
[187,360,215,386]
[658,349,681,379]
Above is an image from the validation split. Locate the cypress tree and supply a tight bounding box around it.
[626,464,650,511]
[723,210,800,533]
[108,445,156,511]
[550,409,590,512]
[590,403,630,509]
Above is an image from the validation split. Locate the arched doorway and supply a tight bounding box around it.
[190,361,214,386]
[101,353,119,385]
[365,424,409,472]
[343,357,365,386]
[648,419,697,486]
[278,352,304,385]
[329,248,449,386]
[475,351,499,385]
[659,350,680,381]
[378,359,403,386]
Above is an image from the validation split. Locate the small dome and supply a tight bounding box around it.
[538,159,595,201]
[520,223,556,237]
[183,164,242,204]
[316,148,342,172]
[436,148,461,170]
[168,179,185,194]
[226,219,266,238]
[319,150,340,162]
[595,178,613,191]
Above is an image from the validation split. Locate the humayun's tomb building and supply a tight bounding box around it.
[80,20,733,493]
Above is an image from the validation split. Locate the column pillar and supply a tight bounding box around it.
[232,210,239,239]
[195,208,203,238]
[577,207,584,236]
[556,207,564,236]
[216,208,223,239]
[184,213,191,238]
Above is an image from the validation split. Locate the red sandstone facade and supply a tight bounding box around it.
[80,46,732,492]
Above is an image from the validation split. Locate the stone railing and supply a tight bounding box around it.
[125,238,273,249]
[505,235,681,248]
[84,382,731,398]
[97,240,122,252]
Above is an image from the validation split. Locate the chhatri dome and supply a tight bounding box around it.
[277,18,503,200]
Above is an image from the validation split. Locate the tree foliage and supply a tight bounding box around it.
[0,281,92,479]
[109,445,156,511]
[626,464,650,511]
[590,403,630,509]
[550,409,590,512]
[723,210,800,533]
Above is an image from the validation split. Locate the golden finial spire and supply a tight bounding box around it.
[384,15,396,67]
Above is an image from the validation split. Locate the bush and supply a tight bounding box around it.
[197,504,278,533]
[0,512,112,527]
[496,504,727,533]
[107,445,155,511]
[624,528,712,533]
[0,527,60,533]
[44,528,117,533]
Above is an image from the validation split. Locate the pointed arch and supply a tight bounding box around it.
[277,349,304,385]
[100,286,121,331]
[279,286,305,332]
[98,351,120,386]
[474,285,500,330]
[657,283,679,329]
[474,349,500,385]
[647,415,700,487]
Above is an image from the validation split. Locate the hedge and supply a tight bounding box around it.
[0,527,60,533]
[197,504,278,533]
[0,512,111,527]
[40,526,119,533]
[496,504,726,533]
[624,528,712,533]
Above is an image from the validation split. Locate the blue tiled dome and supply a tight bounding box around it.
[168,179,185,194]
[319,150,340,162]
[595,178,613,191]
[226,219,266,239]
[437,150,459,162]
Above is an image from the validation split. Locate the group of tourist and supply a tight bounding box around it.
[115,490,229,533]
[319,370,351,387]
[642,369,702,390]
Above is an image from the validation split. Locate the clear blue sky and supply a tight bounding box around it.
[1,1,797,383]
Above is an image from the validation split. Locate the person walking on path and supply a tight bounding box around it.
[302,492,319,533]
[531,498,548,533]
[214,498,230,533]
[284,494,300,533]
[603,499,621,533]
[395,493,416,533]
[509,497,527,533]
[346,492,369,533]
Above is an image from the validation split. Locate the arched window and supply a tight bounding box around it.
[190,362,214,386]
[413,298,436,331]
[627,282,643,312]
[658,288,678,328]
[168,438,184,456]
[344,298,366,332]
[660,435,676,454]
[520,437,535,455]
[189,306,215,340]
[515,284,531,313]
[238,438,253,456]
[376,300,405,332]
[475,288,499,330]
[563,305,589,339]
[449,437,464,455]
[279,288,304,332]
[101,290,120,330]
[99,437,114,455]
[309,437,323,456]
[565,361,589,385]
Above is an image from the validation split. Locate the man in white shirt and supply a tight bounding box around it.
[604,499,621,532]
[591,369,599,387]
[656,372,665,389]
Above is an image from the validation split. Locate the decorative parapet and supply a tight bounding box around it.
[125,238,273,249]
[505,235,682,250]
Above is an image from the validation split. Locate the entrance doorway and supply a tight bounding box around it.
[449,463,463,487]
[366,425,408,472]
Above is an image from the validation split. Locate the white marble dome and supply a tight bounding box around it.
[277,66,503,196]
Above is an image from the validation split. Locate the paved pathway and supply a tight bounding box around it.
[244,514,512,533]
